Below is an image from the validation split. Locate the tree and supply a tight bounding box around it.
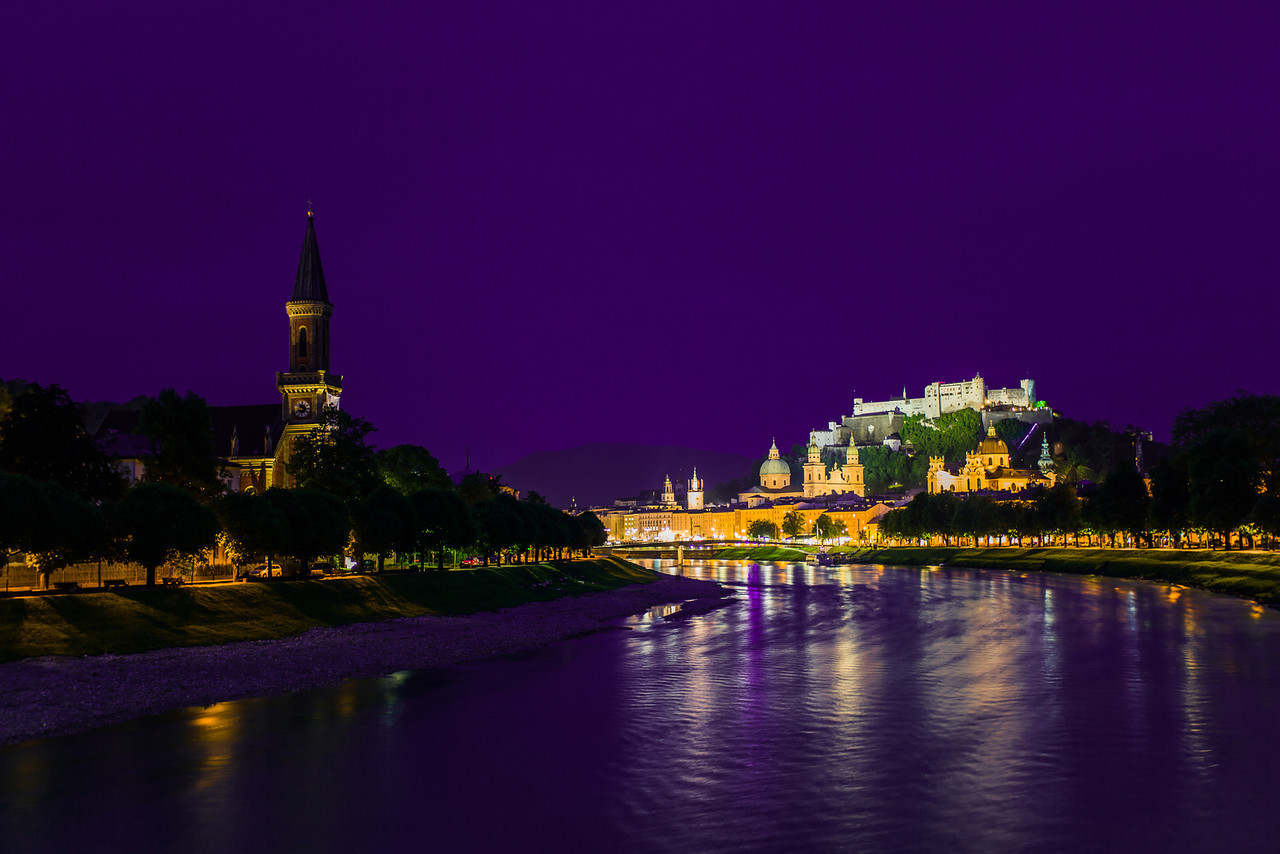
[136,389,223,499]
[1149,456,1191,546]
[746,519,780,540]
[350,484,418,571]
[1250,492,1280,550]
[902,409,983,466]
[1084,464,1150,547]
[25,482,110,589]
[286,407,380,500]
[473,496,522,564]
[1036,483,1082,546]
[781,509,806,540]
[377,444,451,495]
[954,494,1000,547]
[1186,430,1259,549]
[1173,391,1280,493]
[263,487,349,574]
[575,511,607,555]
[0,383,124,501]
[857,445,915,492]
[411,488,477,569]
[458,472,505,506]
[0,473,54,583]
[812,513,847,543]
[215,492,288,575]
[119,483,220,586]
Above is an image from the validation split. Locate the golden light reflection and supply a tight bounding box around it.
[187,701,239,793]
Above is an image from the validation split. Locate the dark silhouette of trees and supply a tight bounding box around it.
[136,389,223,499]
[377,444,451,495]
[1186,431,1259,549]
[119,483,219,586]
[350,484,418,571]
[215,492,288,576]
[286,407,380,500]
[0,383,124,501]
[411,488,476,569]
[263,487,349,575]
[1149,457,1191,547]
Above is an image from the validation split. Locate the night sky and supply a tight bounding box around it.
[5,2,1278,471]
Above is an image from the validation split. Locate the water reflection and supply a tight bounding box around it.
[3,559,1280,853]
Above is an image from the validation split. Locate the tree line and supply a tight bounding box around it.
[0,383,605,588]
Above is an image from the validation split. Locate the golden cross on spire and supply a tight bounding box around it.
[307,198,314,218]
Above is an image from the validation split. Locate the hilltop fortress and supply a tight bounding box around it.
[811,373,1043,450]
[853,374,1036,420]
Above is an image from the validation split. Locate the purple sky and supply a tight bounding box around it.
[5,2,1279,471]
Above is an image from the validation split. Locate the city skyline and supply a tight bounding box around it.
[5,2,1279,470]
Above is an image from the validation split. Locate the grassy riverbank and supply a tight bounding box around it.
[840,547,1280,606]
[706,545,810,561]
[0,557,659,662]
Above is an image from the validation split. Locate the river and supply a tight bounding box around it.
[2,560,1279,853]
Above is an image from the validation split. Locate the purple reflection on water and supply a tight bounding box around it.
[2,561,1279,853]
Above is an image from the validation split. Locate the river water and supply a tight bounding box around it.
[2,560,1279,853]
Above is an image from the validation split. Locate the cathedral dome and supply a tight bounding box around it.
[978,425,1009,456]
[760,457,790,477]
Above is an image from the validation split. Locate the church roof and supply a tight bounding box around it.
[210,404,286,458]
[94,404,285,461]
[292,214,330,303]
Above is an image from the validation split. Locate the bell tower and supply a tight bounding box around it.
[276,208,343,484]
[802,432,827,498]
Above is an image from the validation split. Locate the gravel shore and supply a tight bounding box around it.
[0,573,731,747]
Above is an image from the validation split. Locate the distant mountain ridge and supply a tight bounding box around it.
[491,443,756,510]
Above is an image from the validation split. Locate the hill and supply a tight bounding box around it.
[491,443,756,509]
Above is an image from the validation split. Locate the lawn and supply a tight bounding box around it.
[0,557,659,662]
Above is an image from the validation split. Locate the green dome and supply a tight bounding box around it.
[760,458,790,476]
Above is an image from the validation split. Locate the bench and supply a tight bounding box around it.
[160,576,184,587]
[103,579,129,589]
[52,581,81,592]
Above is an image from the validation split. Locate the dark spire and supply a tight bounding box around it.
[292,210,330,303]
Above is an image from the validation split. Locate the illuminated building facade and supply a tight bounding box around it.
[596,497,895,544]
[927,425,1056,494]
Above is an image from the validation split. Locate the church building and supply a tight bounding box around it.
[927,425,1056,495]
[96,210,342,492]
[737,435,866,506]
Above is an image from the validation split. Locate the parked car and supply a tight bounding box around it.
[460,557,483,567]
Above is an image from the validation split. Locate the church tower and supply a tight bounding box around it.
[687,467,704,510]
[661,474,676,506]
[841,435,866,497]
[276,208,344,485]
[802,432,827,498]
